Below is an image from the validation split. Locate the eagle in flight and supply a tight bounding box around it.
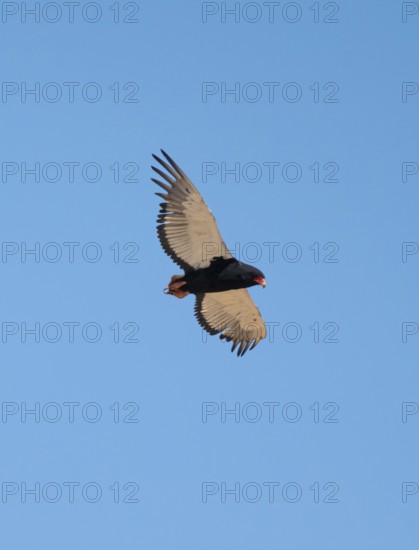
[152,150,266,357]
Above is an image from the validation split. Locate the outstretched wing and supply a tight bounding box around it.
[152,150,231,272]
[194,290,266,357]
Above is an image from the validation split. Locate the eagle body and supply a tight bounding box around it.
[178,257,266,295]
[152,150,267,357]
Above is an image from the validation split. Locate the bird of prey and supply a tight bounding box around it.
[151,150,266,357]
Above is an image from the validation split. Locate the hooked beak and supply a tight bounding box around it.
[254,276,266,288]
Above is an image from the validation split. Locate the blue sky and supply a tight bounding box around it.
[0,1,419,548]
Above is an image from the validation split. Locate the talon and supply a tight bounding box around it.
[164,276,190,299]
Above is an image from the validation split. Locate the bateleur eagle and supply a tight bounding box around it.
[152,150,266,357]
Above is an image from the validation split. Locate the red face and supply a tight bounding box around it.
[253,275,266,287]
